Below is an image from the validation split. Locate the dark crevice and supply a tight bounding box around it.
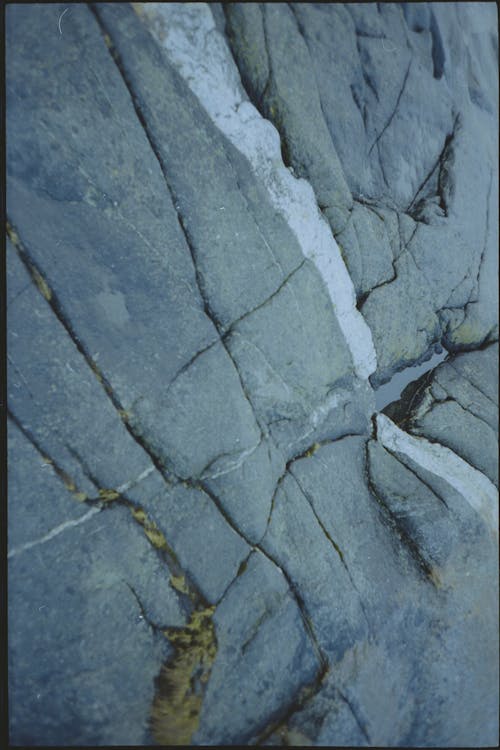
[252,659,329,745]
[337,688,371,745]
[357,263,397,310]
[365,443,439,586]
[447,360,498,409]
[223,259,307,335]
[288,472,345,566]
[382,365,437,429]
[7,221,180,485]
[162,339,220,397]
[368,58,412,156]
[194,477,329,705]
[91,6,267,439]
[429,9,445,80]
[7,409,93,500]
[289,471,373,633]
[407,114,459,221]
[462,168,493,316]
[381,442,450,510]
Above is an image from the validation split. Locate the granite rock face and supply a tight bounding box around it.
[6,3,498,747]
[225,2,499,384]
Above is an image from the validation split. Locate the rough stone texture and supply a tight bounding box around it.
[6,2,498,747]
[385,343,499,487]
[226,2,499,384]
[194,551,320,744]
[8,431,183,745]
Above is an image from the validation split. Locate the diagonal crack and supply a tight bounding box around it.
[288,470,373,632]
[222,259,307,334]
[368,58,412,156]
[447,359,498,409]
[407,115,458,213]
[91,8,267,438]
[337,687,372,745]
[365,441,440,586]
[380,441,449,509]
[7,221,182,483]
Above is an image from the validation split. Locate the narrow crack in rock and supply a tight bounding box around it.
[365,440,441,585]
[407,113,460,219]
[133,1,377,380]
[289,470,373,633]
[376,414,498,537]
[368,58,412,156]
[7,222,181,484]
[91,7,266,439]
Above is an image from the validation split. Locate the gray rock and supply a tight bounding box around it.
[203,436,286,544]
[225,3,353,229]
[226,260,354,425]
[225,2,498,382]
[8,459,184,746]
[126,471,250,605]
[7,418,91,552]
[194,551,320,745]
[386,344,499,486]
[7,247,150,498]
[95,2,305,331]
[336,202,394,297]
[6,2,498,746]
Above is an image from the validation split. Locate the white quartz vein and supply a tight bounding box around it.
[132,2,377,380]
[377,414,498,537]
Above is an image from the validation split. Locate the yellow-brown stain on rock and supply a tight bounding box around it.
[151,606,217,745]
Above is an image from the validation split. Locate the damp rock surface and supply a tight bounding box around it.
[6,3,498,747]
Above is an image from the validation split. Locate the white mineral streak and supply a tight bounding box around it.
[132,2,377,380]
[7,506,102,559]
[377,414,498,537]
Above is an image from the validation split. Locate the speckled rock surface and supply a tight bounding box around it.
[6,3,498,747]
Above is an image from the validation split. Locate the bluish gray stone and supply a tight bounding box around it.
[194,551,320,745]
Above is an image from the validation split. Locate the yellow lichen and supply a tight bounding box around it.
[305,442,320,458]
[130,507,168,550]
[151,606,217,745]
[31,267,52,301]
[98,488,120,502]
[170,575,190,595]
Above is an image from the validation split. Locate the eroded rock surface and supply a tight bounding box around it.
[7,2,498,747]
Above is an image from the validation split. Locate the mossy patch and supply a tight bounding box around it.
[31,267,52,301]
[99,488,120,502]
[130,507,169,551]
[151,606,217,745]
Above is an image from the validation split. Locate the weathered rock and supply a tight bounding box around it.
[7,2,498,746]
[194,551,320,744]
[8,445,184,746]
[226,1,499,383]
[385,343,499,486]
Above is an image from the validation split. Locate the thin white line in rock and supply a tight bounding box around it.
[8,506,102,559]
[132,2,377,380]
[377,413,498,537]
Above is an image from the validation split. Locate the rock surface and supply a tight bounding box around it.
[6,2,498,747]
